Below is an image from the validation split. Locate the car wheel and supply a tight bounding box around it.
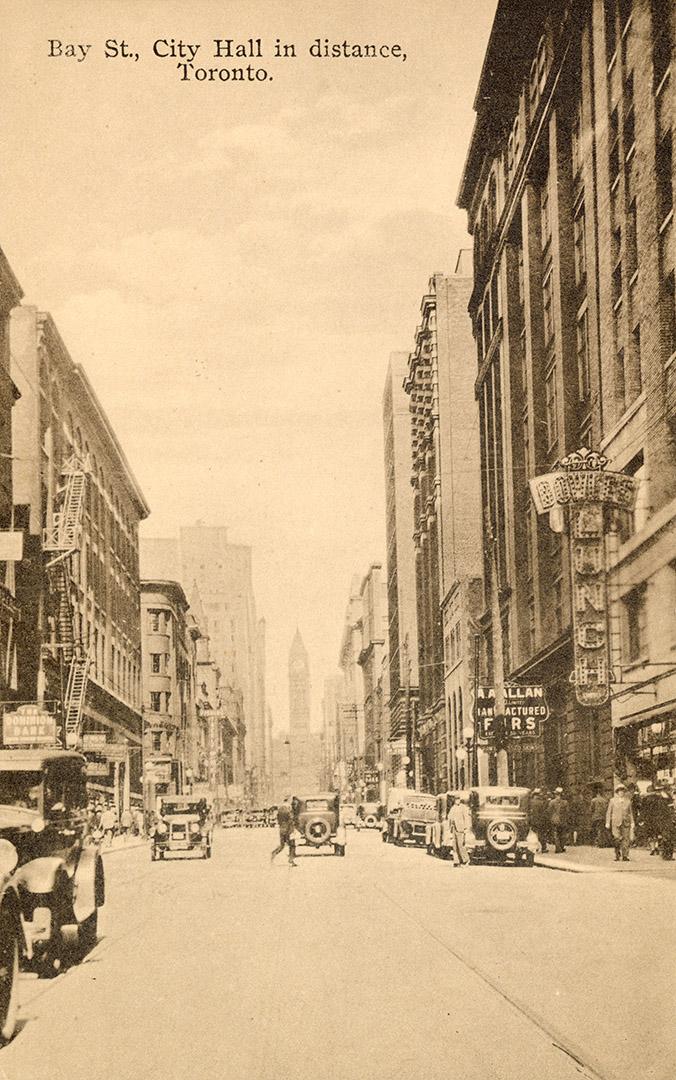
[0,906,19,1045]
[78,911,98,957]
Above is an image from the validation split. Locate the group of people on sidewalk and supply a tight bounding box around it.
[530,782,676,862]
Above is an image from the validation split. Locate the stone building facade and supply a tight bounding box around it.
[11,305,149,806]
[457,0,676,793]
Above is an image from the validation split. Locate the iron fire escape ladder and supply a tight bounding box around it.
[63,649,91,749]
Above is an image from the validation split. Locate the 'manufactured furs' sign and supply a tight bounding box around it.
[476,685,549,739]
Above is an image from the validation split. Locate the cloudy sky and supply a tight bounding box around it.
[1,0,496,730]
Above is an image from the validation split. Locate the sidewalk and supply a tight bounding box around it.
[99,834,147,856]
[535,843,676,878]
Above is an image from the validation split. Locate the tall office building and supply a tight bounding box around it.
[288,629,316,792]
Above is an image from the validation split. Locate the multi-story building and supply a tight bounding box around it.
[382,352,419,783]
[337,578,365,790]
[403,266,481,793]
[140,580,199,801]
[0,249,22,701]
[320,676,341,789]
[11,305,149,808]
[357,563,389,798]
[457,0,676,792]
[140,524,267,793]
[288,629,317,792]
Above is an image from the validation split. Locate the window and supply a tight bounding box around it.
[626,199,637,279]
[652,0,673,90]
[624,587,648,663]
[609,108,620,185]
[543,271,554,344]
[661,271,676,361]
[574,202,587,285]
[149,611,160,632]
[615,347,626,414]
[545,363,559,450]
[630,323,643,398]
[151,653,161,674]
[490,274,500,332]
[656,131,673,225]
[540,180,551,250]
[152,731,162,753]
[553,574,564,634]
[571,98,583,179]
[623,75,635,155]
[576,308,591,401]
[605,0,617,65]
[150,691,161,712]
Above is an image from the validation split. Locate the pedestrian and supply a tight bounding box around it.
[448,794,471,867]
[547,787,569,854]
[530,788,548,853]
[640,784,663,855]
[590,789,609,847]
[100,803,117,846]
[605,783,634,861]
[120,807,133,838]
[569,792,585,845]
[271,795,298,867]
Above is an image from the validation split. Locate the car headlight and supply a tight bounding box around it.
[0,839,18,877]
[189,823,200,834]
[156,821,167,834]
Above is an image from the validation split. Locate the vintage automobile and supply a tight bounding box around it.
[425,791,469,858]
[340,802,359,828]
[293,793,346,855]
[0,838,25,1044]
[220,809,240,828]
[359,802,382,829]
[0,749,104,976]
[152,795,213,860]
[466,786,537,866]
[385,788,437,847]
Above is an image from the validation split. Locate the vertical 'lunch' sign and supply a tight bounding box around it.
[529,448,639,707]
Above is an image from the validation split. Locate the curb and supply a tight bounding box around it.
[534,856,602,873]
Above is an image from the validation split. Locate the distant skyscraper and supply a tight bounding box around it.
[288,629,316,792]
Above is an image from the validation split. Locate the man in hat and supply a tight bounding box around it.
[530,788,548,853]
[590,788,609,847]
[547,787,569,854]
[605,784,634,862]
[448,794,472,867]
[271,794,298,867]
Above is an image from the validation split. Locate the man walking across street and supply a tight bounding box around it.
[590,788,609,847]
[606,784,634,861]
[271,795,298,867]
[547,787,569,854]
[448,794,471,867]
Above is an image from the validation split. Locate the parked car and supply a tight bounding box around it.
[340,803,359,828]
[0,749,104,976]
[293,793,346,855]
[152,795,213,860]
[221,809,239,828]
[466,786,537,866]
[359,802,382,828]
[0,838,24,1044]
[425,791,469,858]
[385,788,437,846]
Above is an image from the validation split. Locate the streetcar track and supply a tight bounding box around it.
[372,879,617,1080]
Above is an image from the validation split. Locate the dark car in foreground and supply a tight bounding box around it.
[0,749,104,976]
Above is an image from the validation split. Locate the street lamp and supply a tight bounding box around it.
[463,724,474,786]
[454,745,466,789]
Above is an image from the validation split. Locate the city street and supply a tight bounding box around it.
[0,829,672,1080]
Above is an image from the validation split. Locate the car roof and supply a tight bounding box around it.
[295,792,337,800]
[0,749,85,770]
[471,786,531,796]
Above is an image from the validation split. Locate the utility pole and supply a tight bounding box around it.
[472,632,480,786]
[490,535,509,784]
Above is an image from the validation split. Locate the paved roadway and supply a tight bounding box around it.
[0,828,673,1080]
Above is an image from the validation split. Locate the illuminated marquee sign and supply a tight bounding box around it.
[529,448,638,708]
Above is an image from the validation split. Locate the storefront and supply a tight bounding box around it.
[614,707,676,785]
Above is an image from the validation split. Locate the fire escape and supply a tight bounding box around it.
[43,455,90,749]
